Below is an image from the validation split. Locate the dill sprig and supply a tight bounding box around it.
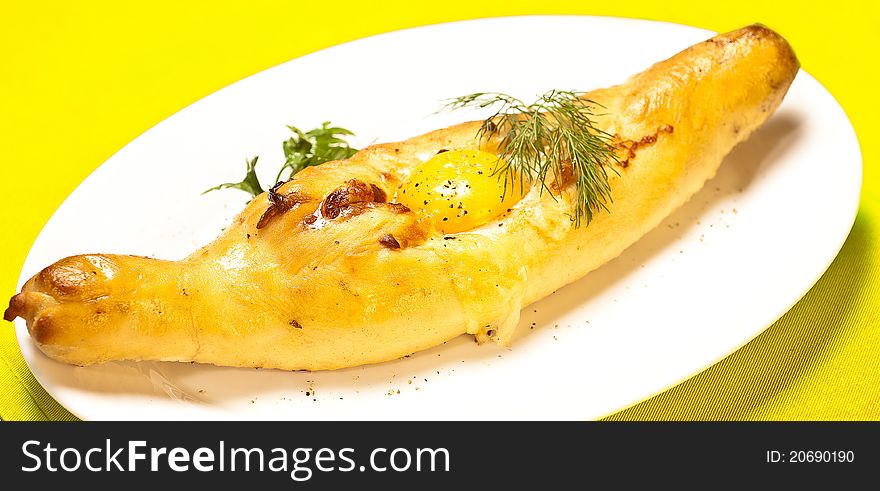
[443,90,618,227]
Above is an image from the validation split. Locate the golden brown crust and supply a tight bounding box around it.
[3,294,26,322]
[6,25,799,370]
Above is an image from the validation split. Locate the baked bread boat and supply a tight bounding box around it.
[6,24,799,370]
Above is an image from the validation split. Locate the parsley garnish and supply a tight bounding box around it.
[202,156,264,197]
[204,122,358,200]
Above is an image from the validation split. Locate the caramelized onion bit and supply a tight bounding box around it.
[379,234,401,249]
[256,182,311,229]
[321,179,387,219]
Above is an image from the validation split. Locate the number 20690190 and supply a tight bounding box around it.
[766,450,855,463]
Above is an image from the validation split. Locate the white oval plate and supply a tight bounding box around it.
[15,16,861,420]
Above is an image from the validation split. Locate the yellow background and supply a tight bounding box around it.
[1,0,878,420]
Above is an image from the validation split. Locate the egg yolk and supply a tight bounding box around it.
[396,149,525,234]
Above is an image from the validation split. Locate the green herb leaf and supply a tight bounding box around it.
[203,122,358,201]
[276,122,359,183]
[202,156,264,199]
[442,90,619,227]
